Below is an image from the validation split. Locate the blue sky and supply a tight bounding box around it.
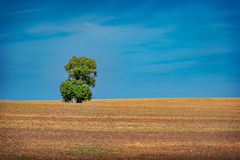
[0,0,240,99]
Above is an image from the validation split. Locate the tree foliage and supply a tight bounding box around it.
[60,56,97,103]
[73,84,92,103]
[64,56,97,87]
[60,80,74,102]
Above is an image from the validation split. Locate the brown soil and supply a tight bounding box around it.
[0,98,240,159]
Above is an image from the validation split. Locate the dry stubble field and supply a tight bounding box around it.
[0,98,240,160]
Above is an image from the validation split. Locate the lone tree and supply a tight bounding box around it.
[60,56,97,103]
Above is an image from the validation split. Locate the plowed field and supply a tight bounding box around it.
[0,98,239,159]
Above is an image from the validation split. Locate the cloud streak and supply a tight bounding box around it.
[8,8,43,15]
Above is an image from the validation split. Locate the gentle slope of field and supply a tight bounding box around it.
[0,98,240,159]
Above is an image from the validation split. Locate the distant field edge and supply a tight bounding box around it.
[0,97,240,101]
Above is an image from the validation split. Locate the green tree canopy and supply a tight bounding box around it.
[73,84,92,103]
[64,56,97,87]
[60,80,74,102]
[60,56,97,103]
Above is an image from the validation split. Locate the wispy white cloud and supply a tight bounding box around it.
[8,8,43,15]
[25,18,174,44]
[26,23,80,35]
[24,15,116,35]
